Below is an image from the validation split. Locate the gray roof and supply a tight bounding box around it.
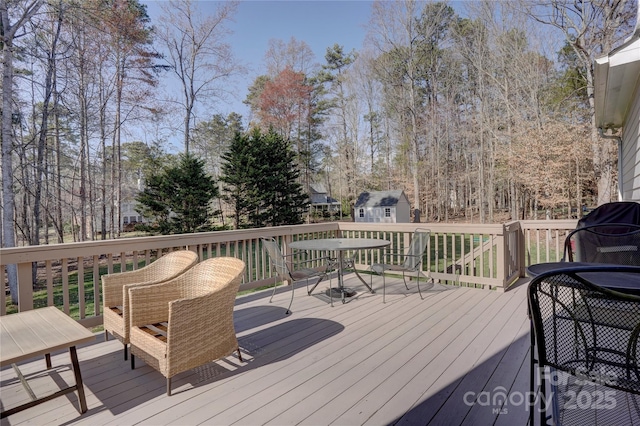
[310,184,327,194]
[310,193,339,205]
[354,190,406,208]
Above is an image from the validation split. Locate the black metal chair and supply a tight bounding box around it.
[528,266,640,425]
[261,237,335,314]
[563,223,640,265]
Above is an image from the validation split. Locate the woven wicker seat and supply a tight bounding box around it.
[128,257,245,396]
[102,250,199,360]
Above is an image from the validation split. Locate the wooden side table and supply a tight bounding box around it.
[1,306,95,418]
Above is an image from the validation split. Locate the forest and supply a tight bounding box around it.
[1,0,637,248]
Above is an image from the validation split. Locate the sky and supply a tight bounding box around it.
[142,1,375,127]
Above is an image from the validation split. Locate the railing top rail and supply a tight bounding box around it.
[520,219,577,230]
[0,219,575,266]
[336,222,505,233]
[0,223,340,265]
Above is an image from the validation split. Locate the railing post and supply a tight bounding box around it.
[17,262,33,311]
[497,226,506,292]
[518,223,526,277]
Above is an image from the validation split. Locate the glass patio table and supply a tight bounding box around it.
[289,238,391,303]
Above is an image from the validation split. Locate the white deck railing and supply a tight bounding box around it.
[0,220,577,326]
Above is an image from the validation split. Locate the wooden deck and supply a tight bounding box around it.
[1,274,533,425]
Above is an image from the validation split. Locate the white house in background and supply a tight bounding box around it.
[354,190,411,223]
[309,184,341,213]
[121,201,145,228]
[593,18,640,202]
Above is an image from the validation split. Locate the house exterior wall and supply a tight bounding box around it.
[121,202,145,227]
[620,80,640,201]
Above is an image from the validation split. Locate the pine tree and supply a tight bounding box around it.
[136,154,219,234]
[220,132,257,229]
[221,129,309,229]
[257,130,309,227]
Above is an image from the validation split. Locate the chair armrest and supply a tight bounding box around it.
[129,281,181,327]
[377,250,408,262]
[102,269,153,307]
[286,251,335,268]
[294,256,335,265]
[165,283,240,371]
[167,289,232,347]
[284,252,334,262]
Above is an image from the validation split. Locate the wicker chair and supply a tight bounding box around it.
[370,228,432,303]
[102,250,199,360]
[128,257,245,396]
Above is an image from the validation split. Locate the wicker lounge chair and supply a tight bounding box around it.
[128,257,245,396]
[102,250,199,360]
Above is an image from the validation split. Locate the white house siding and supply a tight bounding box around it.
[121,202,145,227]
[620,83,640,201]
[357,207,394,223]
[354,190,411,223]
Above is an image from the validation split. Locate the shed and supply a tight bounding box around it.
[354,190,410,223]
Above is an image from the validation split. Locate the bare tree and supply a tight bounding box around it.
[367,0,423,212]
[320,44,357,200]
[30,1,63,246]
[157,0,243,154]
[264,36,317,76]
[523,0,636,206]
[1,0,44,304]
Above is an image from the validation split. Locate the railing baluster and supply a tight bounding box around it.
[0,220,577,319]
[93,256,100,317]
[62,258,69,314]
[78,257,85,319]
[46,260,53,307]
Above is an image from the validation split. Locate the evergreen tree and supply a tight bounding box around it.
[256,130,309,227]
[220,132,257,229]
[136,154,219,234]
[221,129,309,229]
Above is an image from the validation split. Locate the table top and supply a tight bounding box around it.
[289,238,391,251]
[0,306,95,367]
[527,262,640,294]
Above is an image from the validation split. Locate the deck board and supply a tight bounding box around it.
[1,274,534,426]
[359,288,524,426]
[395,288,528,425]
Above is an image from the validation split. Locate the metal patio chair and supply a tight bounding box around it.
[563,223,640,265]
[528,266,640,425]
[370,228,432,303]
[261,237,334,314]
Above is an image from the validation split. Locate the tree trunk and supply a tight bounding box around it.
[1,0,44,305]
[32,8,62,247]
